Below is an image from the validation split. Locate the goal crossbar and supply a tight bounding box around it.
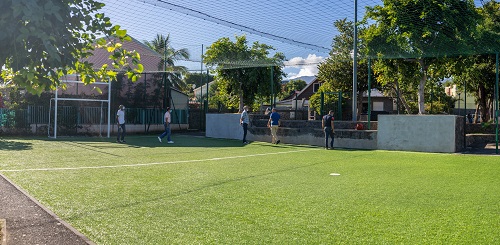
[48,80,112,139]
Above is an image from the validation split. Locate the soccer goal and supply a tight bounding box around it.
[48,80,111,139]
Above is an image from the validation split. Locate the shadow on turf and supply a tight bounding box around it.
[0,140,33,151]
[33,135,254,149]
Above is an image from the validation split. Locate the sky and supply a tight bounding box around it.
[99,0,487,80]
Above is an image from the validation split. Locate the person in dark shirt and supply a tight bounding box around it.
[322,110,335,149]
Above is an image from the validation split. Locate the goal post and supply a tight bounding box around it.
[48,80,112,139]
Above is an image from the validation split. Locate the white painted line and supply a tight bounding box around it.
[1,148,319,172]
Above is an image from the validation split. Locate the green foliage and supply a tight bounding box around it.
[363,0,482,59]
[0,0,142,95]
[363,0,483,114]
[450,0,500,121]
[316,19,378,117]
[184,73,214,89]
[144,34,190,92]
[282,79,307,98]
[203,35,285,111]
[309,83,334,116]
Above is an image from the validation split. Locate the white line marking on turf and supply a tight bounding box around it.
[1,148,319,172]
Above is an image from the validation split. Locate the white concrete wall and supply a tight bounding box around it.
[206,114,243,140]
[378,115,458,153]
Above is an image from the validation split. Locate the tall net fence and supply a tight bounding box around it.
[97,0,498,72]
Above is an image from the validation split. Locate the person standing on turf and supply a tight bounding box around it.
[322,110,335,149]
[116,105,126,143]
[158,107,174,143]
[240,105,249,144]
[267,108,281,144]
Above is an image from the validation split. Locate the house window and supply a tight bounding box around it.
[373,101,384,111]
[313,83,321,93]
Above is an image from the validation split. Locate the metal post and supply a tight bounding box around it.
[200,44,204,130]
[338,92,343,120]
[320,92,324,116]
[107,79,111,138]
[295,92,298,120]
[270,66,274,108]
[368,59,372,130]
[163,41,167,110]
[463,73,467,147]
[352,0,358,122]
[54,88,58,138]
[206,68,210,106]
[496,53,499,153]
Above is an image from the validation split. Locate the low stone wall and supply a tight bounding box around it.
[206,113,377,149]
[206,113,465,152]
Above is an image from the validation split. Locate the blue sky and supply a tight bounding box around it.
[100,0,486,79]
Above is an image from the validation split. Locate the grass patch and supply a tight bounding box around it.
[1,135,500,244]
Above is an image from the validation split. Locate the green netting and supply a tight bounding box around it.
[98,0,500,71]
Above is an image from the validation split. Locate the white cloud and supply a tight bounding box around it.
[284,54,324,79]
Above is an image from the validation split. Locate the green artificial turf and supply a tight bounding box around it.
[1,135,500,244]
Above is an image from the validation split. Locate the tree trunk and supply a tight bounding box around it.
[238,70,244,113]
[417,59,427,114]
[357,90,363,121]
[474,104,480,124]
[478,84,489,122]
[393,79,412,114]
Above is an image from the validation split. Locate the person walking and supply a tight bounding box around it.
[322,110,335,149]
[267,108,281,144]
[158,107,174,143]
[240,105,249,144]
[116,105,126,143]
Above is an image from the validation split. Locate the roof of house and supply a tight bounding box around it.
[282,77,324,101]
[85,36,162,73]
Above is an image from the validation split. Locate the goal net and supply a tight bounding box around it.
[48,80,111,139]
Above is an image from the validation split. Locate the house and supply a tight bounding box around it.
[59,36,189,111]
[278,77,396,120]
[55,36,190,131]
[192,81,214,102]
[277,78,325,119]
[360,89,395,120]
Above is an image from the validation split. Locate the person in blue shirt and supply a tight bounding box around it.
[240,106,249,144]
[267,108,281,144]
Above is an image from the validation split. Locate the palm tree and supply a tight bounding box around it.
[144,34,190,91]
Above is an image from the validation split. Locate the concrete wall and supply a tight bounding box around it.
[206,114,243,140]
[205,113,377,149]
[377,115,463,153]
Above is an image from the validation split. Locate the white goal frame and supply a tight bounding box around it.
[48,80,111,139]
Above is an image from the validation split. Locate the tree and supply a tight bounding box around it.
[0,0,143,95]
[203,35,285,112]
[144,34,190,91]
[184,72,214,94]
[451,1,500,122]
[315,19,373,119]
[363,0,480,114]
[282,79,307,98]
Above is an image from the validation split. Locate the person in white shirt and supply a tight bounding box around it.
[158,107,174,143]
[240,105,249,144]
[116,105,126,143]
